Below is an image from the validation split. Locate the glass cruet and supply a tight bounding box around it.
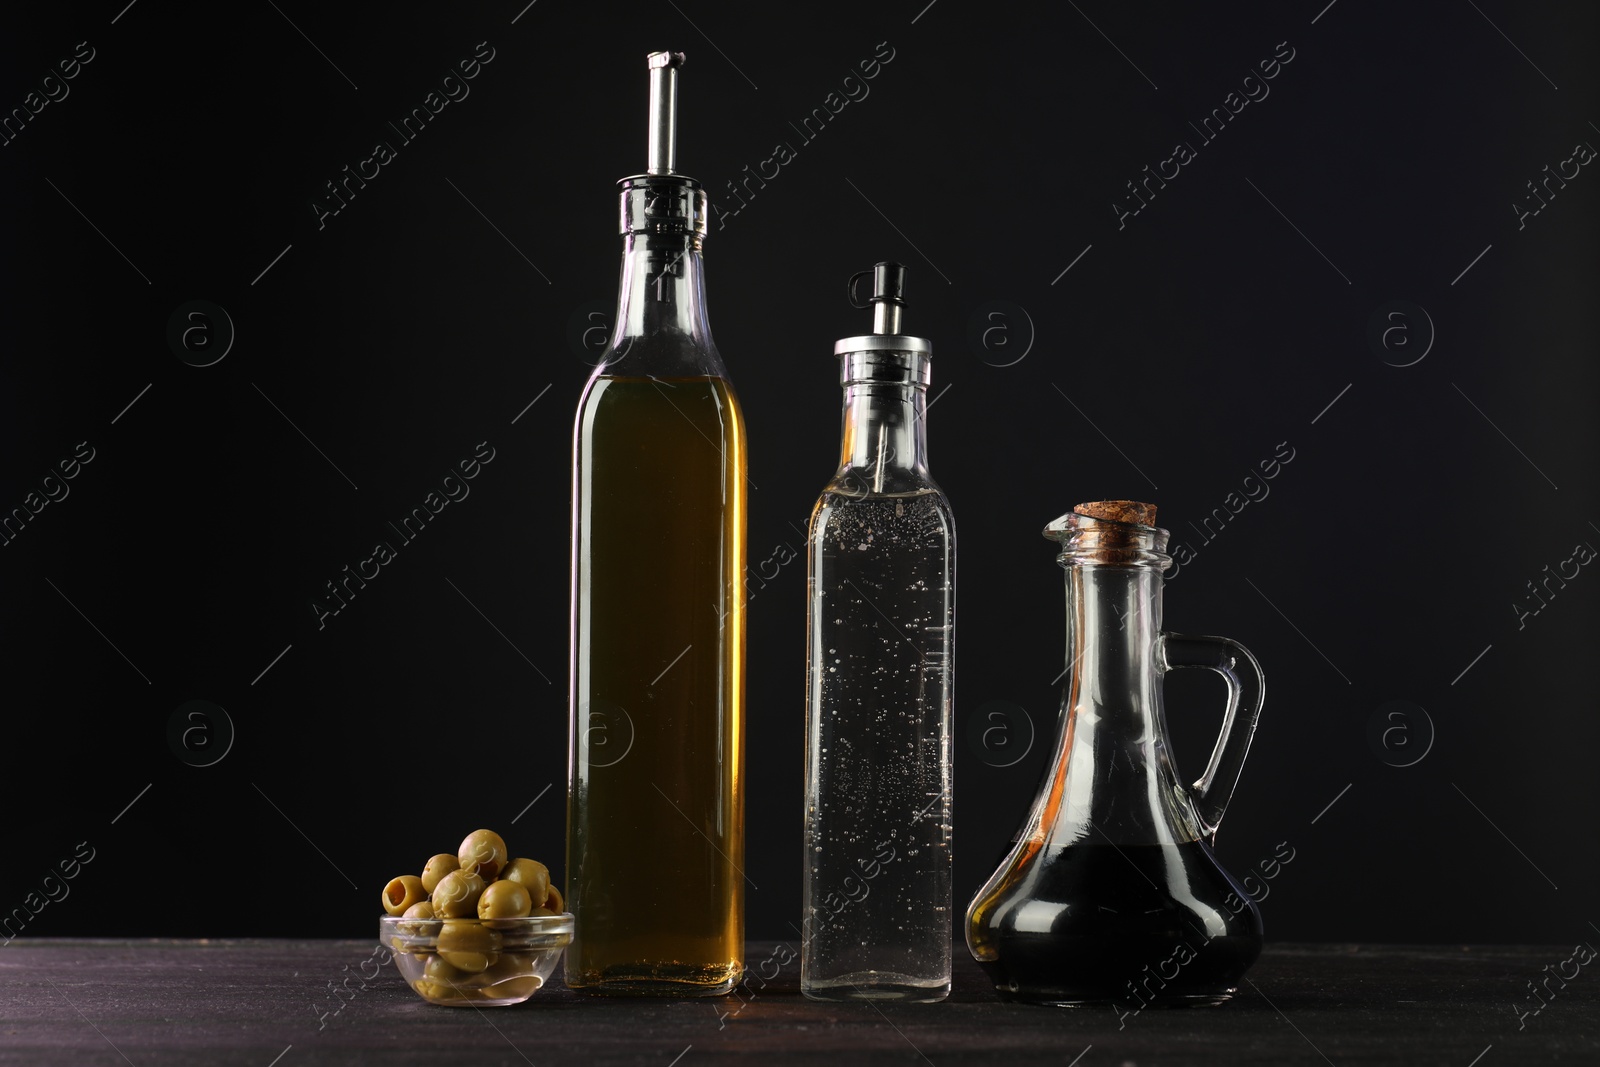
[965,500,1264,1008]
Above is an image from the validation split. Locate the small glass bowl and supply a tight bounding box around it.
[380,914,574,1007]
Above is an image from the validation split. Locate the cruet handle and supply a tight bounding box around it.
[1157,633,1266,839]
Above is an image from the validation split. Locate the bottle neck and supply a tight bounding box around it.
[837,381,930,489]
[612,232,711,348]
[1048,563,1200,845]
[834,352,931,492]
[1064,566,1163,715]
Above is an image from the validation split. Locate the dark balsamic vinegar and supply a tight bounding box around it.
[972,840,1262,1006]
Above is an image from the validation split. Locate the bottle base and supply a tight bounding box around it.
[802,972,950,1004]
[971,923,1262,1009]
[566,962,744,997]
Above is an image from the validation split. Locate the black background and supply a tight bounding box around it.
[2,0,1596,946]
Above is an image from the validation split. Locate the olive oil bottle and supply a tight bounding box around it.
[565,51,747,996]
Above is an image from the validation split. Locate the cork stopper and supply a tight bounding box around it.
[1045,500,1168,567]
[1073,500,1158,527]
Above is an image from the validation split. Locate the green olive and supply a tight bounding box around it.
[382,875,427,915]
[424,954,467,984]
[438,921,500,955]
[438,952,495,975]
[438,920,500,973]
[489,975,541,999]
[500,858,550,907]
[411,977,448,1001]
[457,829,509,882]
[415,956,467,1003]
[431,870,486,918]
[477,880,532,920]
[398,900,436,944]
[420,853,459,894]
[530,907,555,917]
[486,952,536,980]
[544,884,564,913]
[484,953,540,999]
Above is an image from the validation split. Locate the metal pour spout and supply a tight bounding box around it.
[646,51,686,175]
[848,262,908,335]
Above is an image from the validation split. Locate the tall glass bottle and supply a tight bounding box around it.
[566,51,746,996]
[802,263,955,1002]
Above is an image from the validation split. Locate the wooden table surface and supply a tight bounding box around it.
[0,940,1592,1065]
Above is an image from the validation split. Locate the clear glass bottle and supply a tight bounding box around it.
[565,51,746,996]
[801,263,955,1002]
[965,502,1265,1007]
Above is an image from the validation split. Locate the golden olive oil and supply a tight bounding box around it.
[567,374,746,994]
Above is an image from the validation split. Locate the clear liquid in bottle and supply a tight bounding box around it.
[802,263,954,1002]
